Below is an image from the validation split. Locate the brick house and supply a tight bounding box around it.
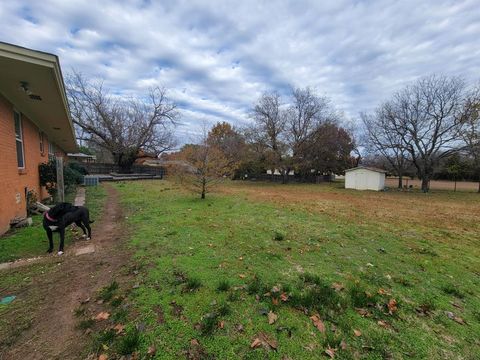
[0,42,76,235]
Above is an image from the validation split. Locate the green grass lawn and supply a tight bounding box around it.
[0,186,106,263]
[92,180,479,359]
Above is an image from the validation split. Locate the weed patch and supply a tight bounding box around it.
[216,279,231,292]
[116,328,140,355]
[441,284,464,299]
[98,281,119,302]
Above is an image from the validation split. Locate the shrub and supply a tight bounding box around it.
[68,161,88,175]
[39,159,84,197]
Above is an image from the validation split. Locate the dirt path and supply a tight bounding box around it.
[1,185,129,360]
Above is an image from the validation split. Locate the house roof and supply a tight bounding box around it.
[345,166,387,174]
[0,42,76,152]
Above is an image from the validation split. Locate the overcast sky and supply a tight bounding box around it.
[1,0,479,139]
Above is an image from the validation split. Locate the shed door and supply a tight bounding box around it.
[356,171,367,189]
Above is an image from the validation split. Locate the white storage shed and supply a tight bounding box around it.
[345,166,386,191]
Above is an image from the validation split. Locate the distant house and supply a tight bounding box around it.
[134,150,158,165]
[0,42,76,234]
[266,169,295,176]
[68,152,96,163]
[345,166,386,191]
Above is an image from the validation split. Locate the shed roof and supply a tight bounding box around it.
[345,166,387,174]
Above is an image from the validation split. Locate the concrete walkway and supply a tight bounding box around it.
[74,187,86,206]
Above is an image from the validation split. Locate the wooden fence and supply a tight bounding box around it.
[82,163,165,177]
[248,174,335,183]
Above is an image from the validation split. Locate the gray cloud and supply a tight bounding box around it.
[1,0,479,141]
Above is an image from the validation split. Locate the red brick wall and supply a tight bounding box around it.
[0,94,65,234]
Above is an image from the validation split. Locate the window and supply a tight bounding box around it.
[14,111,25,168]
[39,131,45,155]
[48,141,56,160]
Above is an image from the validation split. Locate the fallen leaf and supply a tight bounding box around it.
[387,299,397,314]
[272,298,279,306]
[268,311,278,325]
[95,312,110,321]
[218,321,225,329]
[340,340,347,350]
[251,338,262,349]
[250,332,278,350]
[98,354,108,360]
[355,308,372,317]
[309,314,325,333]
[377,288,388,295]
[113,324,125,334]
[271,286,280,293]
[147,346,156,356]
[377,320,389,329]
[280,293,289,302]
[191,339,200,346]
[353,329,362,337]
[239,274,246,279]
[80,297,90,304]
[235,324,244,332]
[454,316,466,325]
[325,347,336,358]
[451,301,463,309]
[331,282,344,291]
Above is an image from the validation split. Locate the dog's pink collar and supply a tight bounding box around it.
[44,211,57,222]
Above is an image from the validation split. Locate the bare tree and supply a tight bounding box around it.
[383,75,468,192]
[462,86,480,192]
[173,126,230,199]
[67,71,179,172]
[361,109,410,188]
[286,87,330,175]
[251,91,289,181]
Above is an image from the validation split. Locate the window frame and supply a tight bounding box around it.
[14,110,25,169]
[39,131,45,155]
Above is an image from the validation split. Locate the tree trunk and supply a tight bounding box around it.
[478,180,480,193]
[114,151,137,174]
[397,175,403,189]
[421,177,430,193]
[201,178,206,199]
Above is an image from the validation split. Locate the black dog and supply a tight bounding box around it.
[43,202,94,255]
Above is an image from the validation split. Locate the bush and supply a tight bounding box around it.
[39,159,84,197]
[68,161,88,175]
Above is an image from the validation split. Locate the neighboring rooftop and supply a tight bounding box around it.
[345,166,387,173]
